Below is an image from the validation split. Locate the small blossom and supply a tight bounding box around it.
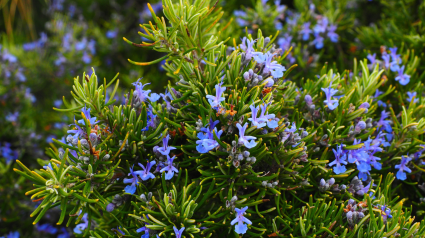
[231,206,252,234]
[329,144,347,174]
[377,110,392,133]
[253,52,286,78]
[321,82,339,110]
[78,106,98,125]
[157,134,176,156]
[407,91,419,103]
[380,205,393,222]
[312,33,324,49]
[394,65,410,85]
[248,104,266,128]
[206,82,226,111]
[300,22,312,41]
[173,226,185,238]
[160,155,179,180]
[74,213,89,234]
[240,37,256,60]
[132,79,160,104]
[327,24,339,43]
[236,123,257,149]
[395,156,412,180]
[138,160,156,181]
[123,166,142,194]
[196,119,223,153]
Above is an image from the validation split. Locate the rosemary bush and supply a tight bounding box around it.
[5,0,425,237]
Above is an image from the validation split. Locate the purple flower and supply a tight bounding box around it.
[78,106,98,125]
[106,29,118,38]
[231,206,252,234]
[300,22,312,41]
[137,218,151,238]
[0,142,19,163]
[407,91,419,103]
[4,231,19,238]
[377,110,392,133]
[380,205,393,222]
[160,155,179,180]
[356,181,374,196]
[389,47,401,62]
[327,24,339,43]
[123,166,141,194]
[367,53,376,68]
[67,123,86,139]
[6,112,19,123]
[381,53,391,69]
[395,156,412,180]
[157,134,176,156]
[394,65,410,85]
[253,52,286,78]
[173,226,185,238]
[74,213,89,234]
[312,33,324,49]
[259,102,279,128]
[248,104,266,128]
[240,37,256,60]
[329,144,347,174]
[314,17,328,34]
[206,82,226,111]
[132,79,160,103]
[321,82,339,110]
[160,90,177,112]
[285,122,297,133]
[359,102,370,113]
[36,223,58,234]
[236,123,257,149]
[196,119,223,153]
[138,160,156,181]
[277,34,292,51]
[234,10,248,27]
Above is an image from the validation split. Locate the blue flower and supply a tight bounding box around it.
[36,223,58,234]
[74,213,89,234]
[407,91,418,103]
[160,155,179,180]
[259,102,279,128]
[206,82,226,111]
[137,218,151,238]
[236,123,257,149]
[173,226,185,238]
[138,160,156,181]
[231,206,252,234]
[277,34,292,51]
[160,90,177,112]
[395,156,412,180]
[106,29,118,38]
[132,79,160,103]
[327,24,339,43]
[312,33,324,49]
[0,143,19,164]
[123,166,141,194]
[356,181,374,196]
[329,144,347,174]
[234,10,248,27]
[321,82,339,110]
[196,119,223,153]
[248,104,266,128]
[57,227,70,238]
[253,52,286,78]
[142,105,157,131]
[380,205,393,222]
[313,17,328,34]
[382,53,391,69]
[2,231,19,238]
[5,112,19,123]
[394,65,410,85]
[377,110,392,133]
[78,106,99,125]
[240,37,256,60]
[285,122,297,133]
[300,22,312,41]
[157,134,176,156]
[67,123,86,139]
